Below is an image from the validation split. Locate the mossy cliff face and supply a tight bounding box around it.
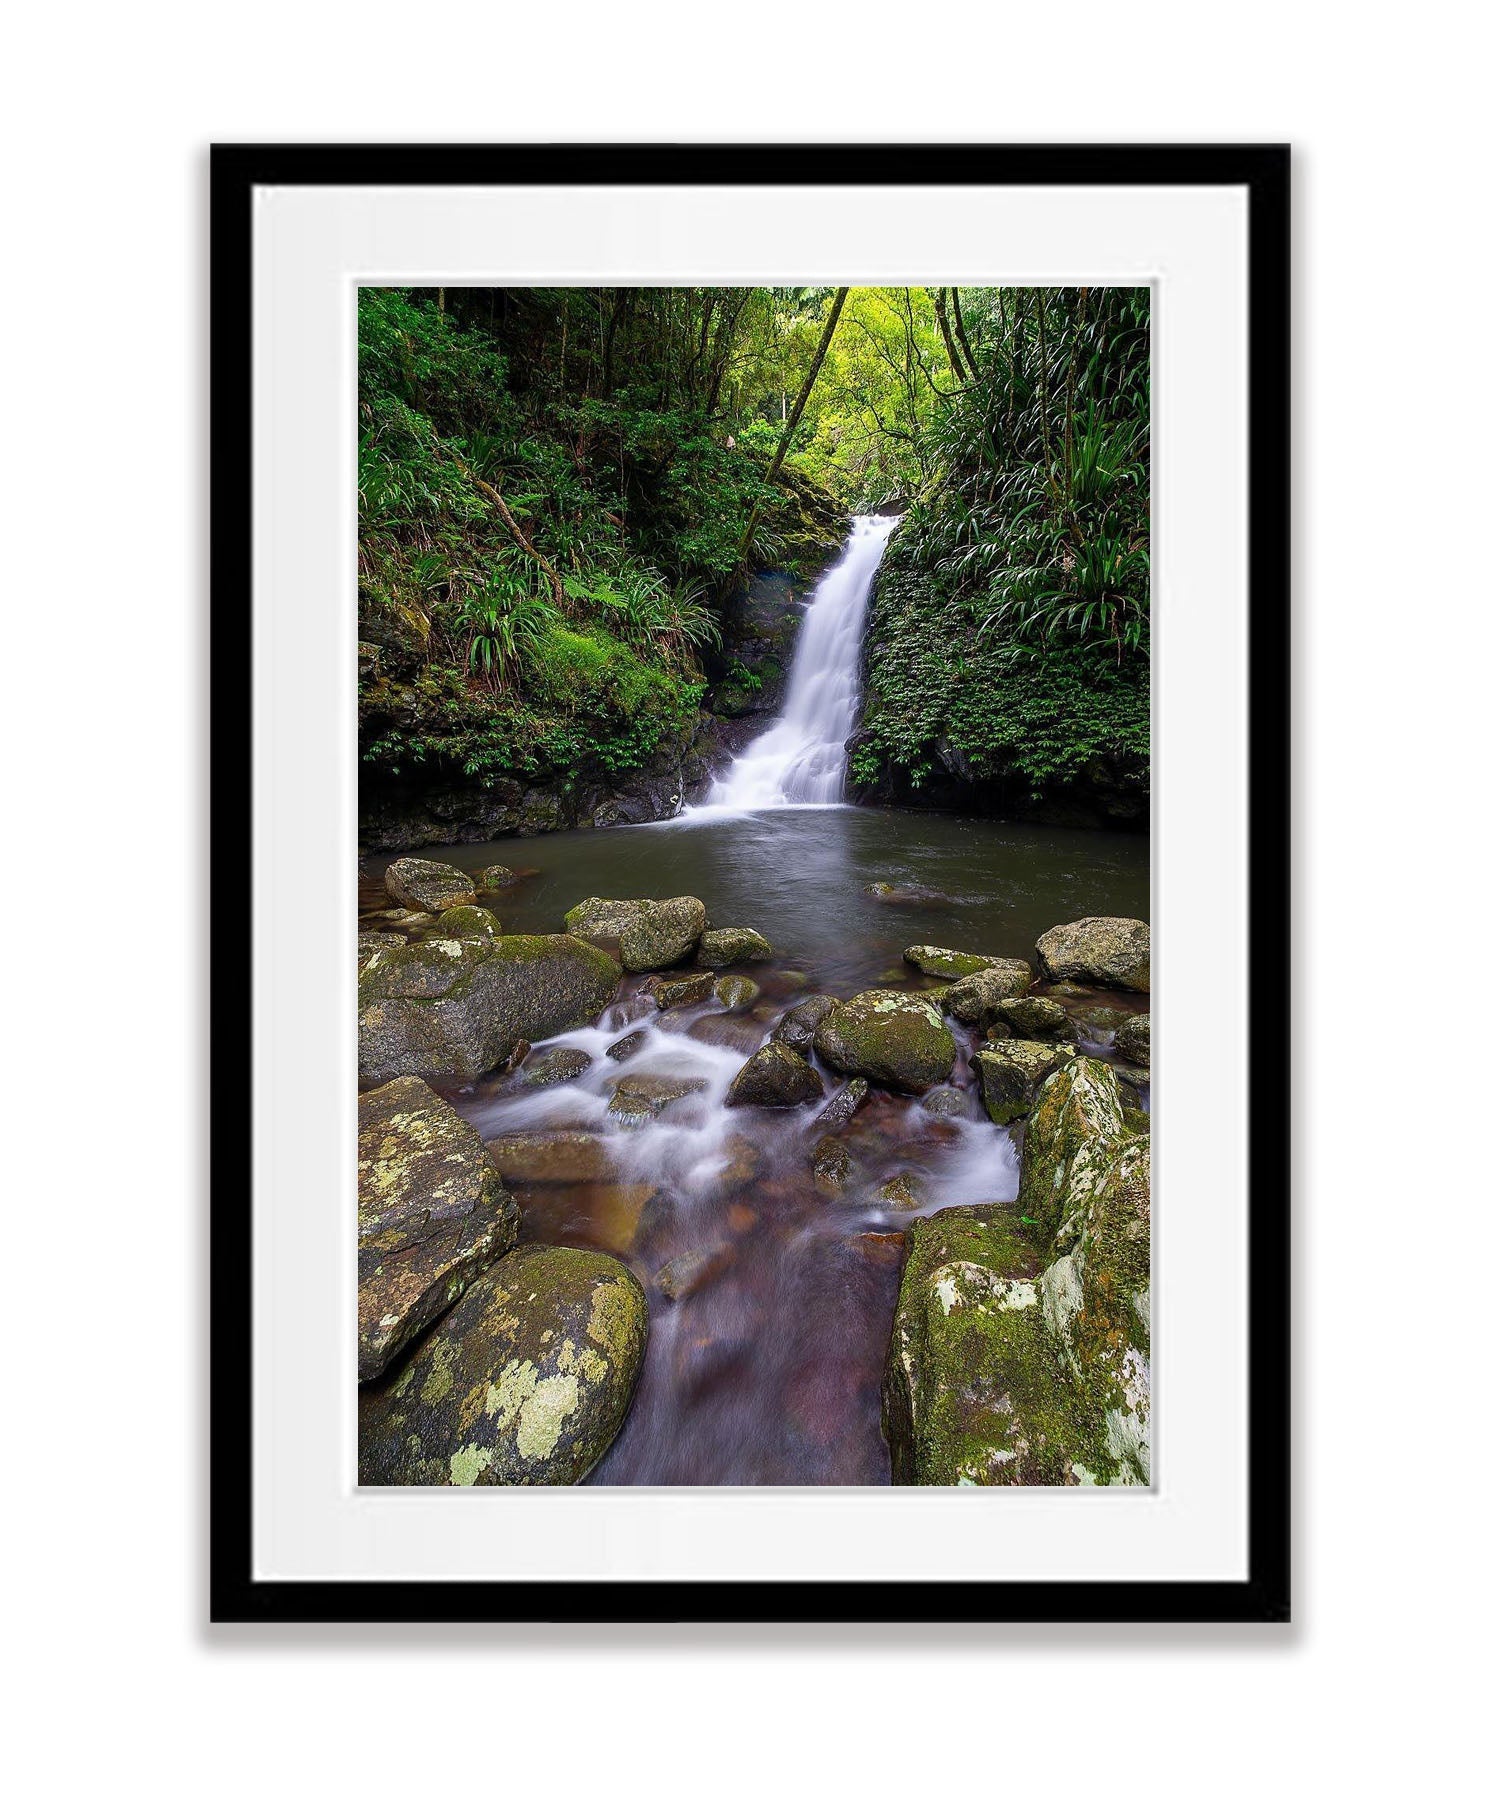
[883,1055,1150,1486]
[813,989,956,1094]
[357,1076,519,1382]
[563,895,707,973]
[358,932,621,1086]
[359,1244,648,1486]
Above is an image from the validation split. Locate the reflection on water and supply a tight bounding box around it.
[361,807,1148,1484]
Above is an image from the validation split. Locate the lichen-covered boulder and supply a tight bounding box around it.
[695,926,775,967]
[1115,1012,1150,1066]
[770,993,836,1054]
[432,903,499,940]
[1018,1055,1127,1239]
[971,1041,1077,1124]
[358,930,403,974]
[724,1042,825,1108]
[940,964,1038,1026]
[1035,916,1150,992]
[813,990,956,1094]
[986,995,1073,1041]
[357,1077,518,1382]
[358,1246,648,1486]
[358,932,620,1086]
[384,856,477,914]
[563,895,707,972]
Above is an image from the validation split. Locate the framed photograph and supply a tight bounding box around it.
[213,143,1289,1623]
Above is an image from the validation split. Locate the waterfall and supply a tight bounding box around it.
[701,513,899,811]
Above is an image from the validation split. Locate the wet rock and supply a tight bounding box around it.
[714,974,760,1011]
[719,1134,762,1188]
[383,856,477,913]
[812,1135,854,1192]
[875,1172,926,1210]
[770,993,836,1054]
[905,945,1030,983]
[377,908,431,929]
[726,1202,758,1234]
[724,1042,825,1108]
[587,1182,659,1255]
[920,1085,972,1119]
[655,1243,735,1301]
[605,1072,708,1127]
[357,1076,519,1383]
[866,883,957,907]
[854,1230,907,1268]
[486,1131,616,1184]
[518,1045,592,1087]
[563,894,707,972]
[971,1041,1078,1124]
[432,903,500,940]
[1115,1012,1150,1066]
[479,863,520,889]
[358,930,403,973]
[941,963,1039,1027]
[816,1077,869,1128]
[358,1245,648,1486]
[358,932,621,1086]
[605,1028,649,1062]
[644,969,716,1009]
[1115,1064,1151,1105]
[695,926,775,967]
[1035,916,1150,992]
[1071,1003,1136,1034]
[985,996,1073,1041]
[813,989,956,1095]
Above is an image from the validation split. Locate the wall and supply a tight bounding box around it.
[7,6,1493,1799]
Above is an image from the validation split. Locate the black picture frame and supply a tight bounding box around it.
[210,142,1290,1626]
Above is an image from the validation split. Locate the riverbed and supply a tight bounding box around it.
[360,805,1147,1485]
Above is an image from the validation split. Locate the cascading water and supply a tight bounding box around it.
[702,513,899,810]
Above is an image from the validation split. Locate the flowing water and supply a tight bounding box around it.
[359,520,1149,1484]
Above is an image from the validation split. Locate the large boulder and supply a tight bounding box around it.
[1035,917,1150,992]
[563,895,707,972]
[813,990,955,1094]
[904,945,1030,982]
[383,856,477,913]
[358,932,620,1086]
[971,1041,1077,1124]
[357,1077,519,1382]
[725,1042,825,1108]
[695,927,774,967]
[1115,1012,1150,1066]
[882,1052,1151,1489]
[358,1246,648,1485]
[940,964,1037,1026]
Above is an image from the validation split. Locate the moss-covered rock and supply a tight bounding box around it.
[383,856,477,913]
[357,1077,518,1382]
[432,903,500,940]
[904,945,1031,983]
[987,995,1073,1041]
[643,969,716,1009]
[605,1071,708,1127]
[517,1045,593,1087]
[770,993,836,1054]
[971,1041,1077,1124]
[479,864,519,889]
[358,1245,648,1486]
[563,894,707,971]
[725,1042,825,1108]
[813,989,956,1094]
[713,974,760,1011]
[875,1172,926,1210]
[1035,916,1150,992]
[812,1135,854,1192]
[695,926,775,967]
[1115,1012,1150,1065]
[1018,1055,1127,1241]
[815,1077,869,1128]
[357,930,404,974]
[941,964,1039,1027]
[358,932,621,1085]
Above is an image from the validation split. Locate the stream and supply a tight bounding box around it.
[359,518,1148,1483]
